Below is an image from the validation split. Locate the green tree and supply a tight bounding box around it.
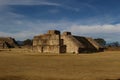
[113,41,119,47]
[23,39,33,46]
[94,38,106,46]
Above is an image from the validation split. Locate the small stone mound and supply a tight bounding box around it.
[0,37,19,49]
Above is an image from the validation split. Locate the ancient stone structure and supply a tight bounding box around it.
[0,37,19,49]
[61,32,85,53]
[33,30,66,53]
[62,32,104,53]
[33,30,104,54]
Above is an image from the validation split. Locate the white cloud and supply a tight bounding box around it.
[68,24,120,34]
[0,18,120,42]
[0,0,61,6]
[0,0,120,42]
[0,31,36,40]
[0,19,72,40]
[66,24,120,42]
[0,0,80,12]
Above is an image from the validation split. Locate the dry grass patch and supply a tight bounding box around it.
[0,75,27,80]
[0,50,120,80]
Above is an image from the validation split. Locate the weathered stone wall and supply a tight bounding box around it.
[62,32,71,35]
[33,30,104,54]
[33,30,66,53]
[61,32,85,53]
[0,41,4,48]
[73,36,97,52]
[61,32,104,53]
[0,37,18,48]
[73,36,104,52]
[85,37,104,52]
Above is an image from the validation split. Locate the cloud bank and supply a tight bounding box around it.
[69,24,120,34]
[67,24,120,42]
[0,0,120,43]
[0,18,120,42]
[0,0,60,6]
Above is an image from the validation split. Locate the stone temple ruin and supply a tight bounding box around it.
[33,30,66,53]
[0,37,19,49]
[33,30,104,54]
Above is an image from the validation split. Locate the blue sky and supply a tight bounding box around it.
[0,0,120,42]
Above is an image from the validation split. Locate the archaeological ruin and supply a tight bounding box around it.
[0,37,19,49]
[33,30,104,54]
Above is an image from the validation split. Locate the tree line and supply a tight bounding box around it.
[94,38,120,47]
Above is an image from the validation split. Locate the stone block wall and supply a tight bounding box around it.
[33,30,66,53]
[33,30,104,54]
[0,37,19,48]
[61,33,85,54]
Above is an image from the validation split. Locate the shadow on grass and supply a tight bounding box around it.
[0,75,27,80]
[0,75,79,80]
[105,78,120,80]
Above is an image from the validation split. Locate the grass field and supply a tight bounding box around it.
[0,50,120,80]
